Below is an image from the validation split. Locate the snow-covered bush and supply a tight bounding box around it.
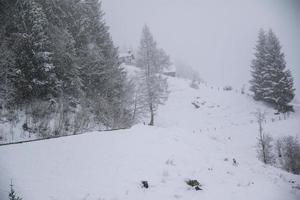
[256,133,275,164]
[254,109,275,165]
[276,136,300,174]
[190,80,199,89]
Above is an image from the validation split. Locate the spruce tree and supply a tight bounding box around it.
[27,0,59,99]
[75,0,131,128]
[263,30,295,112]
[4,0,59,103]
[250,29,267,101]
[0,40,17,109]
[250,29,295,112]
[8,181,22,200]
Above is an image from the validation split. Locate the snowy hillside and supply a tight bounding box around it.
[0,75,299,200]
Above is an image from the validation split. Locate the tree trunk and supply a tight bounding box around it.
[149,103,154,126]
[131,94,137,123]
[260,132,267,164]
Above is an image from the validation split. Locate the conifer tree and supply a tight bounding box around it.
[27,0,59,99]
[250,29,267,101]
[74,0,132,128]
[250,29,295,112]
[136,25,170,125]
[3,0,59,103]
[0,40,17,109]
[0,0,134,134]
[8,181,22,200]
[263,30,295,112]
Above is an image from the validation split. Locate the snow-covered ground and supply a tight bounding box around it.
[0,74,299,200]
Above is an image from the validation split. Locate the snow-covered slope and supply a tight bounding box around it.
[0,75,299,200]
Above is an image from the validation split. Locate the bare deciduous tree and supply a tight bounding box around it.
[254,109,275,164]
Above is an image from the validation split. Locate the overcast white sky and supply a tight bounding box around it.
[101,0,300,99]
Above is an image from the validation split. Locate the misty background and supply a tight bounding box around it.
[101,0,300,100]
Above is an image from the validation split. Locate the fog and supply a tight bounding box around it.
[101,0,300,99]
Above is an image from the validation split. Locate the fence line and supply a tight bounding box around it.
[0,127,128,147]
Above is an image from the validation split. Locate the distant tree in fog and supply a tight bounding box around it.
[175,62,202,82]
[136,25,170,126]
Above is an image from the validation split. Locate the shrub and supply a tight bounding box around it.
[190,80,199,89]
[276,136,300,174]
[223,86,232,91]
[256,133,275,164]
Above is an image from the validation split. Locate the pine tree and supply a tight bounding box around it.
[8,181,22,200]
[250,29,267,101]
[5,0,59,103]
[1,0,32,104]
[0,39,17,109]
[250,29,295,112]
[27,0,59,99]
[74,0,132,128]
[52,27,83,102]
[263,30,295,112]
[136,25,170,125]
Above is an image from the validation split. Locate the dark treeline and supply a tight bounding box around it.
[0,0,134,137]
